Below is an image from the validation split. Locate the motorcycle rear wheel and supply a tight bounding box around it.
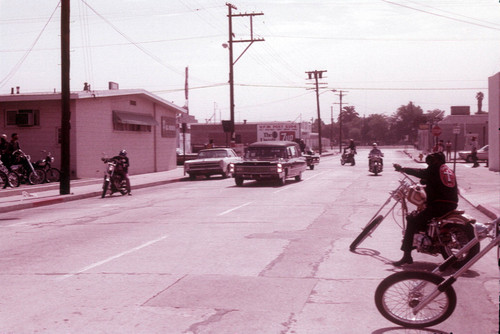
[28,169,45,185]
[439,223,480,268]
[350,215,384,251]
[45,168,61,183]
[375,271,456,328]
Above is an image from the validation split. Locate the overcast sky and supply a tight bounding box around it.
[1,0,499,124]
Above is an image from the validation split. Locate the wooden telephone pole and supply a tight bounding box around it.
[306,70,327,154]
[60,0,71,194]
[226,3,264,144]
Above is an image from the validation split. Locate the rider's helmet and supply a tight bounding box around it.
[425,152,445,166]
[372,143,377,147]
[119,149,127,156]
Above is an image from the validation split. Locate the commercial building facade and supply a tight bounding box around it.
[0,87,186,178]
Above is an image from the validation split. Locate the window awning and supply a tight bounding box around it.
[113,111,158,126]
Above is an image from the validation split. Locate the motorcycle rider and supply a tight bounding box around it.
[104,150,131,195]
[368,143,384,169]
[347,139,357,164]
[392,152,458,266]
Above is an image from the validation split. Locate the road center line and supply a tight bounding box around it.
[218,202,252,216]
[57,235,168,281]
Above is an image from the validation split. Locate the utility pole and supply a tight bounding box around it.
[226,3,264,145]
[305,70,327,154]
[60,0,70,195]
[336,90,347,153]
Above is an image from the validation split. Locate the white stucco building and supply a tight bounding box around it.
[0,86,186,178]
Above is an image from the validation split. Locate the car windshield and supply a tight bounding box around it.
[197,150,228,159]
[245,147,286,159]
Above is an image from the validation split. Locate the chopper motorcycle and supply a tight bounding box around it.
[340,148,356,166]
[10,149,45,185]
[33,150,60,183]
[350,171,479,268]
[101,157,128,198]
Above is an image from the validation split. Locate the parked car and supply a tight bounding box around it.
[184,148,241,179]
[176,148,198,165]
[458,145,489,162]
[230,141,307,186]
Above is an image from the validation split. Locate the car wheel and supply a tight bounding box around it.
[235,177,243,186]
[295,172,302,181]
[278,174,286,186]
[309,165,315,170]
[466,155,473,163]
[188,173,195,180]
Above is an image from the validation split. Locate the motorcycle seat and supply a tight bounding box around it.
[437,210,465,220]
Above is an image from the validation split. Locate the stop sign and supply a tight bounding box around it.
[432,125,442,136]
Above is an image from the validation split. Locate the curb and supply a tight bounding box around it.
[0,177,185,214]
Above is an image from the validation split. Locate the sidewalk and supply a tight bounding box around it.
[0,150,498,220]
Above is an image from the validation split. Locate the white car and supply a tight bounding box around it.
[458,145,488,162]
[184,148,242,180]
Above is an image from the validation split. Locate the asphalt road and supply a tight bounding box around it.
[0,148,498,333]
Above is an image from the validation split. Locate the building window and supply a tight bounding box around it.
[6,109,40,127]
[112,110,157,132]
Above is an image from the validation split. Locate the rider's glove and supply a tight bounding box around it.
[393,163,402,172]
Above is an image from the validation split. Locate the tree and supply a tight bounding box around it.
[391,102,426,143]
[366,114,389,144]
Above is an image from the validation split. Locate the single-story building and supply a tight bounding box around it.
[0,84,186,178]
[189,121,318,154]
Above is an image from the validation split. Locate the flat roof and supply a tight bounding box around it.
[0,89,186,114]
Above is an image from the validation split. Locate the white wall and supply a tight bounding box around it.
[74,94,177,178]
[488,73,500,172]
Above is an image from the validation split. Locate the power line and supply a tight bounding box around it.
[381,0,500,31]
[0,1,61,88]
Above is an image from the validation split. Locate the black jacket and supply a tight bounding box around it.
[402,164,458,205]
[109,156,129,173]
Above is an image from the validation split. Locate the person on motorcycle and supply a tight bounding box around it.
[368,143,384,168]
[105,150,131,195]
[392,152,458,266]
[347,139,356,154]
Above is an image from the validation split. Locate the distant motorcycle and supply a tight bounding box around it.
[10,149,45,185]
[368,153,384,175]
[34,151,60,183]
[101,157,128,198]
[341,148,356,166]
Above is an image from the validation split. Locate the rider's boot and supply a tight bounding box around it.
[392,252,413,266]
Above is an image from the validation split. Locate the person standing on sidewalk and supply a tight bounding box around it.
[471,136,479,168]
[445,139,452,162]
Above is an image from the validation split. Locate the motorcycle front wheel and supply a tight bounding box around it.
[45,168,61,183]
[439,223,480,268]
[102,180,110,198]
[375,271,456,328]
[28,169,45,185]
[350,215,384,251]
